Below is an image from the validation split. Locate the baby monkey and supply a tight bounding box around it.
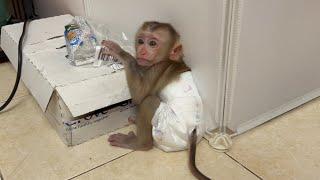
[102,21,210,180]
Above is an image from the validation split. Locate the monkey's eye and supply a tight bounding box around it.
[148,40,157,47]
[137,38,144,45]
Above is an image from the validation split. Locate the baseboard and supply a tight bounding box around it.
[235,88,320,135]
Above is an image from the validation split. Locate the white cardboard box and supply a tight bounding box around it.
[46,91,135,146]
[1,14,134,146]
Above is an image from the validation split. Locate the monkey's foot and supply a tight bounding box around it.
[108,131,152,151]
[128,116,136,124]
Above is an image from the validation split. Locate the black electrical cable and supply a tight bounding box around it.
[0,20,28,112]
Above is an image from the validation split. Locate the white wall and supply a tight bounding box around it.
[34,0,85,18]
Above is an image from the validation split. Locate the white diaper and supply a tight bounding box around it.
[151,72,205,152]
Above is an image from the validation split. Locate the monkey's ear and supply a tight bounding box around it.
[169,43,183,61]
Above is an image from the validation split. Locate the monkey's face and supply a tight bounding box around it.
[135,30,171,67]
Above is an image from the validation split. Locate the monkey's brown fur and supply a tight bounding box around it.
[104,21,210,179]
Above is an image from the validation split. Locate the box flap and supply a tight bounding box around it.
[4,14,73,46]
[56,71,131,117]
[25,47,120,87]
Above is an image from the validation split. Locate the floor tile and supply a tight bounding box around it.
[75,140,260,180]
[0,96,133,180]
[0,62,29,103]
[227,97,320,180]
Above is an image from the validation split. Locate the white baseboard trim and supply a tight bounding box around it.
[236,88,320,135]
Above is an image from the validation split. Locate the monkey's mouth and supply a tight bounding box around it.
[137,58,152,66]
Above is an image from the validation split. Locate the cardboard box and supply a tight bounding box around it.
[46,91,135,146]
[1,14,134,146]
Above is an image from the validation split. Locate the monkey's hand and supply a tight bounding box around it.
[101,40,136,64]
[101,40,125,60]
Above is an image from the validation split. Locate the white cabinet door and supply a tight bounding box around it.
[225,0,320,134]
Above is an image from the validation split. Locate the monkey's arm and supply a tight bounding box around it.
[120,51,149,104]
[108,95,160,150]
[118,53,176,104]
[101,40,147,103]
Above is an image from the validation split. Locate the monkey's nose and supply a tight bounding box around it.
[138,46,148,53]
[138,51,148,58]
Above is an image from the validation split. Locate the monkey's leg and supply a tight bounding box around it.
[108,96,160,150]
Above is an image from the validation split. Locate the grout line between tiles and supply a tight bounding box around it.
[7,153,31,178]
[0,94,31,114]
[0,92,30,104]
[224,152,263,180]
[67,151,135,180]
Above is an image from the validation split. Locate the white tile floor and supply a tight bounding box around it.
[1,62,319,180]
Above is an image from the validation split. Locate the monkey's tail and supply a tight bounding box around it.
[189,128,211,180]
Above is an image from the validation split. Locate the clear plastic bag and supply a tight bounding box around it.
[88,20,134,69]
[64,16,134,70]
[64,16,97,66]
